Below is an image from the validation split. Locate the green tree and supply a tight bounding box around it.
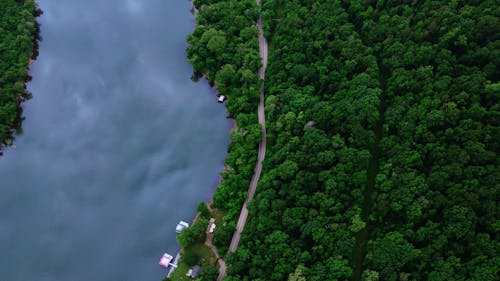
[177,218,208,248]
[288,265,307,281]
[362,270,379,281]
[201,28,226,53]
[0,0,41,151]
[196,265,218,281]
[197,202,211,219]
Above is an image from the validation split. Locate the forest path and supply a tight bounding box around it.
[205,219,227,279]
[217,1,268,280]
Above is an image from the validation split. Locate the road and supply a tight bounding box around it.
[228,0,269,253]
[217,1,268,280]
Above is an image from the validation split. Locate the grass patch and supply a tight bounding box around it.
[211,208,226,226]
[186,243,215,264]
[167,243,216,281]
[167,262,191,281]
[209,208,232,255]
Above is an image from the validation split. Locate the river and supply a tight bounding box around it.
[0,0,231,280]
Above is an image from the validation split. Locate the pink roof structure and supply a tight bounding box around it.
[159,253,173,268]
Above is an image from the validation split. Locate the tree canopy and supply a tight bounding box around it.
[0,0,41,153]
[188,0,499,280]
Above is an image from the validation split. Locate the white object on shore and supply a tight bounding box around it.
[209,223,216,233]
[186,265,202,278]
[176,221,189,233]
[217,95,226,103]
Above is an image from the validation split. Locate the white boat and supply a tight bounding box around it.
[217,94,226,103]
[176,221,189,233]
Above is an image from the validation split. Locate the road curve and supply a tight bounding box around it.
[217,1,268,280]
[228,0,269,253]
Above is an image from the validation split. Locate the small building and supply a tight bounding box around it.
[176,221,189,234]
[186,265,202,278]
[159,253,173,268]
[217,94,226,103]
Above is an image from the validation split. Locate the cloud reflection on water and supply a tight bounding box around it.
[0,0,231,280]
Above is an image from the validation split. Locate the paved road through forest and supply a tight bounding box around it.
[217,1,268,280]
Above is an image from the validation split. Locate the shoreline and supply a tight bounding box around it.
[167,3,237,278]
[0,4,42,154]
[182,0,264,279]
[190,1,237,130]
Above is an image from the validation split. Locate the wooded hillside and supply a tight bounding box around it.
[188,0,499,280]
[0,0,41,152]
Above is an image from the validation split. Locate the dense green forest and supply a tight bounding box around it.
[188,0,499,280]
[188,0,262,227]
[0,0,41,153]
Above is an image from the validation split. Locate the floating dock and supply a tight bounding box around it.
[167,252,181,278]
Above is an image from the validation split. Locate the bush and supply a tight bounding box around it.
[213,223,235,254]
[197,265,219,281]
[182,251,201,267]
[177,218,208,248]
[197,202,211,219]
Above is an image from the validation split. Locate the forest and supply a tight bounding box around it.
[188,0,262,226]
[0,0,41,153]
[186,0,500,281]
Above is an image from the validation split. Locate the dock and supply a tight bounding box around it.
[167,252,181,278]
